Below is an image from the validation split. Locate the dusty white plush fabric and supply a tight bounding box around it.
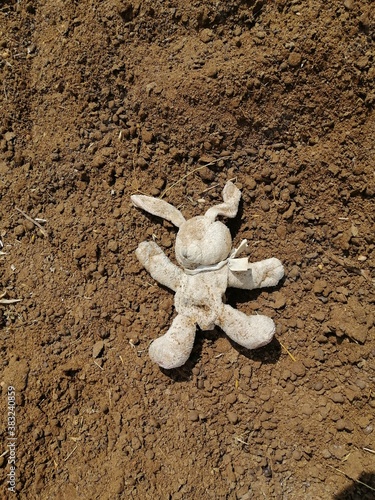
[132,181,284,369]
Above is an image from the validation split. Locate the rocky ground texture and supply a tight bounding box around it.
[0,0,374,498]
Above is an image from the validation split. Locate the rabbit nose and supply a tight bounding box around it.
[183,244,201,262]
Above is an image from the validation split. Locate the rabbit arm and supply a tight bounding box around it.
[228,258,284,290]
[136,241,182,291]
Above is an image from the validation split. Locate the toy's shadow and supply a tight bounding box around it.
[227,198,244,239]
[333,471,375,499]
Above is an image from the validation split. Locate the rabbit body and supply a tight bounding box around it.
[175,265,227,331]
[132,182,284,370]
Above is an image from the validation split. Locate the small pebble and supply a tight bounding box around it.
[292,450,302,461]
[344,388,360,403]
[288,266,300,279]
[331,393,345,403]
[329,445,347,460]
[205,63,218,78]
[227,411,239,424]
[160,235,172,248]
[285,383,295,394]
[199,166,215,182]
[92,154,106,168]
[357,416,371,429]
[141,129,153,144]
[131,437,141,450]
[200,28,214,43]
[24,220,35,231]
[314,349,325,362]
[354,379,366,389]
[289,361,306,377]
[240,365,252,378]
[356,56,369,70]
[246,178,257,190]
[301,404,313,416]
[262,421,277,430]
[314,381,323,391]
[188,410,199,422]
[336,419,354,432]
[312,311,326,322]
[92,340,104,358]
[234,465,244,477]
[274,450,284,463]
[14,224,25,237]
[259,389,271,401]
[108,240,118,252]
[313,280,328,294]
[276,225,287,240]
[260,200,270,212]
[259,411,270,422]
[286,318,297,328]
[271,292,286,309]
[226,393,237,405]
[359,13,370,29]
[263,402,274,413]
[5,131,16,142]
[288,52,302,67]
[136,157,148,169]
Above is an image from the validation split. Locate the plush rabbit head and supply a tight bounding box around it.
[131,181,241,270]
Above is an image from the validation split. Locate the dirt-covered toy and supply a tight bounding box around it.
[131,181,284,369]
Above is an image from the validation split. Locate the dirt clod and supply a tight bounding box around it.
[288,52,302,67]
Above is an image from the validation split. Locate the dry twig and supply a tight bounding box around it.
[279,341,296,362]
[63,445,78,462]
[160,156,232,199]
[0,291,21,304]
[15,207,48,238]
[327,465,375,493]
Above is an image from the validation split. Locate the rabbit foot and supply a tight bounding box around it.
[218,304,275,350]
[149,315,196,369]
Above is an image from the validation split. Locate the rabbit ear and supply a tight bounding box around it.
[131,194,186,227]
[205,181,241,221]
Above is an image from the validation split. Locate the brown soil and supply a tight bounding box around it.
[1,1,374,498]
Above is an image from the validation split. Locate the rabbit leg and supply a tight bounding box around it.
[136,241,183,291]
[228,258,284,290]
[217,304,275,350]
[149,315,196,369]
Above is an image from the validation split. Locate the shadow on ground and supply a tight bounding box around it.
[334,472,375,500]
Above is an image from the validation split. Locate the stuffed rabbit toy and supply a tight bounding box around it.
[131,181,284,369]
